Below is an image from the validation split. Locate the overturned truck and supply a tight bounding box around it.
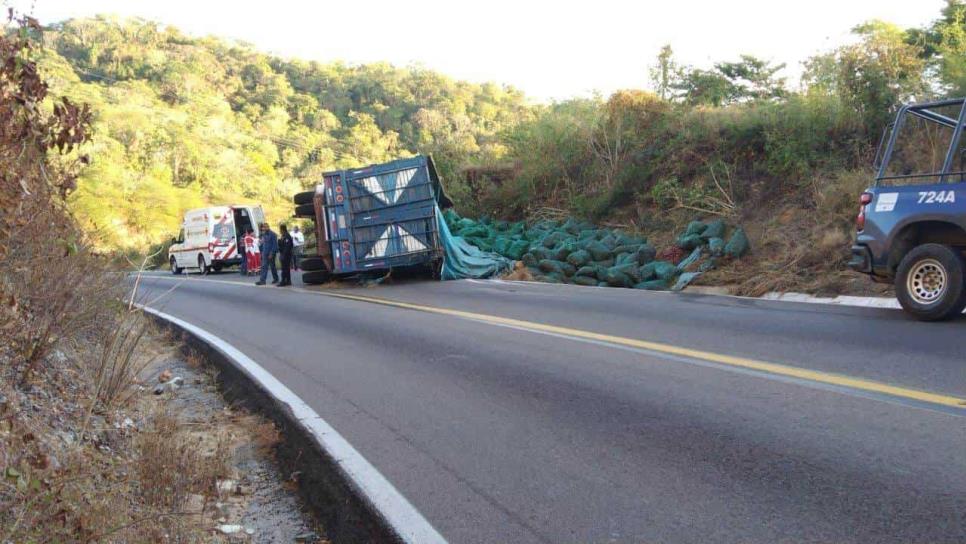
[292,155,455,284]
[293,155,748,288]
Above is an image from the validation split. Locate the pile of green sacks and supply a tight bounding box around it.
[441,208,749,291]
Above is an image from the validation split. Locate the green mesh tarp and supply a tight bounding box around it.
[436,207,513,280]
[438,208,749,290]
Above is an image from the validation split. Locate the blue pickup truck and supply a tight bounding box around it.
[850,98,966,320]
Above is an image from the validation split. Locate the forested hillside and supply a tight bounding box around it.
[463,1,966,294]
[38,2,966,294]
[38,16,534,248]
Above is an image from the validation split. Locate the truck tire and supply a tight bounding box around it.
[300,256,326,272]
[301,270,330,284]
[293,191,315,205]
[170,256,182,275]
[294,203,315,217]
[895,243,966,321]
[197,254,210,275]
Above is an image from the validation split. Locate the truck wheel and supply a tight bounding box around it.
[212,263,223,273]
[300,256,326,272]
[294,203,315,217]
[293,191,315,205]
[170,256,182,275]
[895,243,966,321]
[301,270,330,284]
[197,255,210,275]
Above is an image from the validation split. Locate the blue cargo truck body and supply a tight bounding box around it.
[301,155,451,282]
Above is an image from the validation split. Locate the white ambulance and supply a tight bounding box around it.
[168,205,265,274]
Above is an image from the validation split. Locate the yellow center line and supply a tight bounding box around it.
[139,274,966,410]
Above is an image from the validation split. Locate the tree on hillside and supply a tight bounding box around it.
[714,55,786,101]
[675,69,739,107]
[592,90,668,189]
[35,16,535,249]
[908,0,966,95]
[339,112,401,166]
[649,45,680,101]
[658,52,785,106]
[803,20,927,129]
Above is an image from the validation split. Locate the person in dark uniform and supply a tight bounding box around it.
[278,223,294,287]
[255,223,278,286]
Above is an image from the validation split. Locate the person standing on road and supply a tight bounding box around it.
[255,223,279,286]
[244,228,259,275]
[291,225,305,271]
[238,230,247,276]
[278,224,294,287]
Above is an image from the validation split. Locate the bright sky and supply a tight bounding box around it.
[10,0,947,102]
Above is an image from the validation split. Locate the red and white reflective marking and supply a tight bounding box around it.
[210,209,235,260]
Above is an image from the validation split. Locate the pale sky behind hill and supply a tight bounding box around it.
[7,0,947,102]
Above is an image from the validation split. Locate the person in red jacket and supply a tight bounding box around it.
[243,229,259,275]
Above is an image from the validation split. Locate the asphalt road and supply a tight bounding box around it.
[134,271,966,544]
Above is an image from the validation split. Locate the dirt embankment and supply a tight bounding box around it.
[0,321,325,542]
[588,168,894,298]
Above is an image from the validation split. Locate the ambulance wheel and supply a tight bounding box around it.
[294,203,315,218]
[198,255,210,275]
[301,270,330,284]
[212,264,223,273]
[300,257,326,272]
[170,256,182,275]
[293,191,315,205]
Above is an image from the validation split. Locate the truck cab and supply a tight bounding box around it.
[850,98,966,320]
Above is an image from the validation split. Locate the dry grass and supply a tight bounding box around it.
[227,411,283,455]
[502,260,534,281]
[0,17,309,542]
[695,169,891,297]
[91,312,156,410]
[137,412,231,512]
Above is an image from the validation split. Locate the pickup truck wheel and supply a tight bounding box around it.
[301,270,330,284]
[299,256,325,272]
[294,203,315,217]
[895,243,966,321]
[293,191,315,205]
[197,255,210,275]
[170,256,182,275]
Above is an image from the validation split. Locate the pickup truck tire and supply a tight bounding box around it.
[299,256,326,272]
[293,191,315,205]
[294,203,315,217]
[170,256,182,275]
[895,243,966,321]
[301,270,330,284]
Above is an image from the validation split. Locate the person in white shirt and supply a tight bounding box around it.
[292,225,305,270]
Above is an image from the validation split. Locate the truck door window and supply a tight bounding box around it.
[873,123,894,172]
[177,228,185,243]
[950,125,966,183]
[881,114,955,186]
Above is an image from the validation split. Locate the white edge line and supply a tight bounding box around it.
[138,304,448,544]
[138,272,899,311]
[470,278,904,310]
